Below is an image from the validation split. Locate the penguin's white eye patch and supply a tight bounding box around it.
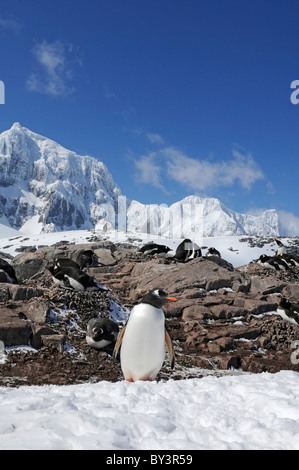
[153,289,160,297]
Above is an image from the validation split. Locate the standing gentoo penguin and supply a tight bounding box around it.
[138,243,173,256]
[0,258,18,284]
[206,247,221,258]
[86,318,119,349]
[274,237,287,255]
[113,289,176,382]
[175,239,201,262]
[257,254,289,271]
[276,298,299,326]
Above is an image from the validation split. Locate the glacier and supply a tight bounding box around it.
[0,122,292,237]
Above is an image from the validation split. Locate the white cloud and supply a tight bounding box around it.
[278,210,299,236]
[134,152,165,190]
[146,133,165,145]
[164,147,264,191]
[0,17,22,33]
[26,40,78,97]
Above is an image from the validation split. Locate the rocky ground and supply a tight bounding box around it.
[1,240,299,387]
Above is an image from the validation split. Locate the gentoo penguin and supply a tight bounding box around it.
[76,250,97,269]
[206,247,221,258]
[113,289,176,382]
[45,264,72,288]
[276,298,299,326]
[277,253,299,268]
[274,237,287,255]
[175,239,201,262]
[59,266,107,291]
[51,257,81,271]
[46,264,107,291]
[0,258,18,284]
[258,254,289,271]
[86,318,119,349]
[138,243,173,256]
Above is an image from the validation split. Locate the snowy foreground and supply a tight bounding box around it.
[1,226,299,451]
[0,371,299,450]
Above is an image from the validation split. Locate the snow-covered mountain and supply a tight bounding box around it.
[0,123,121,233]
[125,196,279,238]
[0,122,290,237]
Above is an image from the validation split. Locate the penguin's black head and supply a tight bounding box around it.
[141,288,177,308]
[274,238,284,247]
[92,326,104,340]
[258,255,270,262]
[280,297,291,310]
[45,264,55,274]
[87,319,105,340]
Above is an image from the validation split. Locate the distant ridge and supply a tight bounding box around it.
[0,123,292,237]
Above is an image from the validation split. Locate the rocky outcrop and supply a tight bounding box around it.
[1,242,299,386]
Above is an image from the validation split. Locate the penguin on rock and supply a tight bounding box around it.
[45,263,107,291]
[113,289,176,382]
[277,253,299,268]
[206,247,221,258]
[276,298,299,326]
[138,243,173,256]
[51,257,81,271]
[45,264,71,288]
[174,239,201,262]
[274,238,287,255]
[86,318,119,349]
[257,254,289,271]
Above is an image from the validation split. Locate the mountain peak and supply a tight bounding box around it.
[11,122,22,130]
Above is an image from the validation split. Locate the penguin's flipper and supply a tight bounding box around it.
[112,325,127,360]
[165,328,175,369]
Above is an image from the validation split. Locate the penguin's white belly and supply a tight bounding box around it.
[52,277,65,288]
[277,308,298,326]
[86,336,111,349]
[65,275,85,290]
[262,262,275,270]
[120,305,165,381]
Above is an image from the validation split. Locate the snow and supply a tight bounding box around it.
[0,222,23,239]
[0,227,299,450]
[0,226,279,267]
[0,371,299,450]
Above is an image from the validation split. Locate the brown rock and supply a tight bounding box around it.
[31,325,58,349]
[41,334,65,353]
[282,283,299,299]
[0,306,32,347]
[8,285,46,301]
[182,304,212,321]
[243,298,278,315]
[22,299,51,325]
[209,304,244,319]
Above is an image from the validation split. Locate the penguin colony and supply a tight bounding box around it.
[45,253,107,291]
[257,238,299,271]
[1,236,299,382]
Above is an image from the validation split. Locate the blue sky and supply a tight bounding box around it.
[1,0,299,222]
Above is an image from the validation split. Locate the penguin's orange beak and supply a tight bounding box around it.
[165,296,176,302]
